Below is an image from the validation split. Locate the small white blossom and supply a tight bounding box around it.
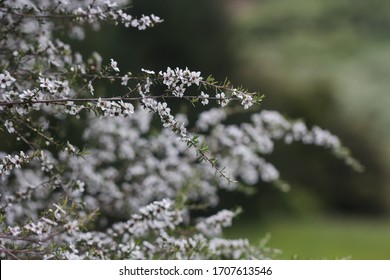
[0,71,16,89]
[200,92,209,105]
[118,100,135,117]
[65,141,77,154]
[160,67,175,87]
[241,95,253,109]
[110,59,120,72]
[9,226,21,236]
[157,102,171,116]
[216,92,229,107]
[64,101,84,115]
[104,0,118,8]
[4,120,15,133]
[10,155,22,168]
[121,74,130,86]
[64,220,79,234]
[24,221,45,236]
[38,77,70,96]
[87,81,94,95]
[173,85,185,97]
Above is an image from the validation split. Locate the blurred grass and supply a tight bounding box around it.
[232,0,390,162]
[228,0,390,215]
[226,216,390,259]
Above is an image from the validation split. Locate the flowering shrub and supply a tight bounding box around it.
[0,0,362,259]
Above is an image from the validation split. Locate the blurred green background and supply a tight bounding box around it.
[76,0,390,259]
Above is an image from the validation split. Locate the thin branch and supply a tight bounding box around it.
[0,95,245,107]
[187,138,236,184]
[20,120,59,147]
[0,245,22,260]
[0,5,133,20]
[0,233,43,244]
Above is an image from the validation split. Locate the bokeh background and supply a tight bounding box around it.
[74,0,390,259]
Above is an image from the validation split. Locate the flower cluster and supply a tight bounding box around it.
[142,98,188,139]
[39,76,71,97]
[1,0,162,31]
[126,14,163,30]
[233,90,254,109]
[0,151,34,176]
[196,209,237,237]
[109,199,183,238]
[97,98,135,117]
[73,4,163,30]
[0,200,95,259]
[159,67,202,97]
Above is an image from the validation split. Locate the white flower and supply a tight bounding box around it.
[118,100,135,117]
[65,101,84,115]
[241,95,253,109]
[188,70,202,86]
[173,85,185,97]
[97,97,108,110]
[87,81,94,95]
[121,74,130,86]
[4,120,15,133]
[10,154,22,168]
[131,19,139,28]
[104,0,118,8]
[9,226,21,236]
[151,14,162,23]
[64,220,79,233]
[110,59,120,72]
[157,102,171,116]
[200,92,209,105]
[75,180,85,193]
[0,71,16,89]
[160,67,176,87]
[38,77,70,96]
[24,221,45,236]
[216,92,229,107]
[144,77,152,93]
[39,77,54,90]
